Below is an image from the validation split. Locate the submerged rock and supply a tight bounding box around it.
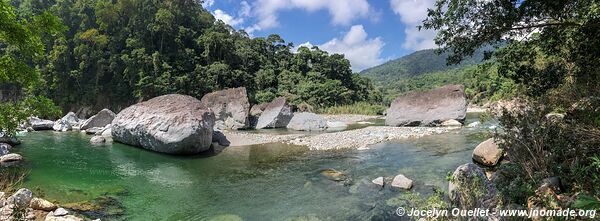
[391,174,413,190]
[29,117,55,130]
[112,94,215,155]
[255,97,293,129]
[286,112,328,131]
[320,169,348,181]
[207,214,243,221]
[80,109,115,130]
[385,84,467,127]
[0,133,20,146]
[472,138,503,167]
[200,87,250,130]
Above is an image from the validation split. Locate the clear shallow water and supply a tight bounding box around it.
[14,114,492,221]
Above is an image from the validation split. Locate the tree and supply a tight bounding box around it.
[0,0,62,135]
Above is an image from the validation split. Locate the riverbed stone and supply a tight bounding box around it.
[372,177,384,188]
[391,174,413,190]
[200,87,250,130]
[112,94,215,155]
[85,127,104,135]
[80,109,115,130]
[286,112,328,131]
[0,153,22,163]
[385,84,467,127]
[320,169,348,181]
[29,117,55,130]
[0,133,20,146]
[0,143,11,156]
[472,138,503,167]
[449,163,498,209]
[255,97,293,129]
[30,197,57,211]
[326,121,348,130]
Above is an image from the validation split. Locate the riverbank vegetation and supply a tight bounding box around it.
[5,0,380,116]
[424,0,600,211]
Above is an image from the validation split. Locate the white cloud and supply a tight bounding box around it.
[213,9,244,27]
[202,0,215,8]
[390,0,437,50]
[319,25,385,72]
[246,0,371,33]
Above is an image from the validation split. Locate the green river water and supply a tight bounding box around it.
[12,114,493,221]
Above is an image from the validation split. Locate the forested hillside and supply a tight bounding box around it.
[361,48,514,104]
[361,48,485,82]
[9,0,380,115]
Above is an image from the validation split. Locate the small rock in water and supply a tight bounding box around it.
[90,136,106,144]
[391,174,413,190]
[371,177,384,188]
[53,207,69,216]
[207,214,243,221]
[320,169,348,181]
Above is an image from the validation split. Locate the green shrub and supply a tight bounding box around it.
[316,102,386,115]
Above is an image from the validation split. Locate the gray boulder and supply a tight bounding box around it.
[200,87,250,130]
[0,143,11,156]
[449,163,498,209]
[286,112,328,131]
[386,84,467,127]
[80,109,115,130]
[0,133,20,146]
[53,112,80,131]
[112,94,215,155]
[472,138,503,167]
[7,188,32,208]
[255,97,293,129]
[28,117,54,130]
[90,136,106,144]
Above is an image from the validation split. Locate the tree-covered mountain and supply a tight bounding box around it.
[360,48,516,104]
[361,48,486,83]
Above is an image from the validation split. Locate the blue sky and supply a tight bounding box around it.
[203,0,438,72]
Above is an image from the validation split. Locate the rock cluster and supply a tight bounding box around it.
[0,188,82,221]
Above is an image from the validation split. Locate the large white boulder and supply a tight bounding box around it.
[112,94,215,154]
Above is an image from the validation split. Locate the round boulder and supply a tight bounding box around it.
[112,94,215,155]
[472,138,503,167]
[286,112,328,131]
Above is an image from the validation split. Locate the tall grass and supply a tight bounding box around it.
[0,167,29,194]
[317,102,386,115]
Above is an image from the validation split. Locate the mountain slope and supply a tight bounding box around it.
[361,48,486,83]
